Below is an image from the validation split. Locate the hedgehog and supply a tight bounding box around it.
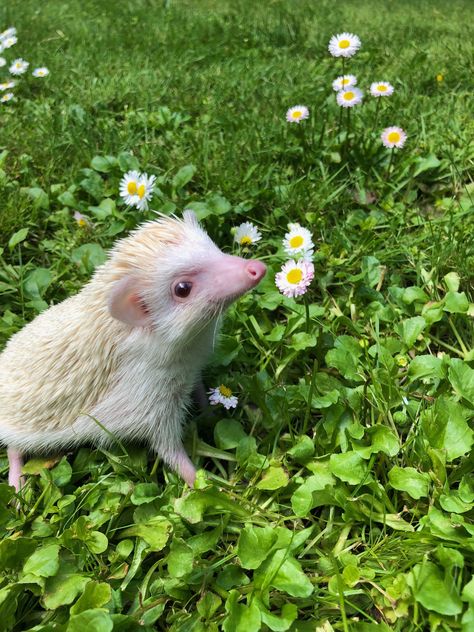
[0,211,266,491]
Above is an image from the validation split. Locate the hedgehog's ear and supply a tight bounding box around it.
[108,276,151,328]
[183,209,199,227]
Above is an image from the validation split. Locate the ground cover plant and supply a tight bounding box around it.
[0,0,473,629]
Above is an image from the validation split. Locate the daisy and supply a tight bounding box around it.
[275,259,315,298]
[381,126,407,149]
[0,57,6,68]
[32,67,49,78]
[286,105,309,123]
[234,221,262,246]
[336,87,363,108]
[0,81,15,90]
[0,27,17,40]
[2,36,17,49]
[332,74,357,91]
[119,170,142,206]
[73,211,91,228]
[0,92,14,103]
[328,33,361,58]
[9,58,28,75]
[370,81,394,97]
[283,223,314,259]
[208,384,238,410]
[135,173,156,211]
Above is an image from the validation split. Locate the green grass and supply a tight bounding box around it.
[0,0,474,630]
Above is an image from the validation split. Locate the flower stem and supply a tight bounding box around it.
[385,147,395,179]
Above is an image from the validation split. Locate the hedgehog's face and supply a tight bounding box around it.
[108,212,266,343]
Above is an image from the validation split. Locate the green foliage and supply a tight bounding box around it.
[1,0,474,630]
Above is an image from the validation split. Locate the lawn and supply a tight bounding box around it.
[0,0,473,630]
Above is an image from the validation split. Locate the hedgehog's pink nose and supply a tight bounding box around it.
[245,260,266,284]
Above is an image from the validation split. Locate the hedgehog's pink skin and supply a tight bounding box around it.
[0,212,266,491]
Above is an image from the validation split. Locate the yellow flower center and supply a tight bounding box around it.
[137,184,146,198]
[127,181,137,195]
[343,91,354,100]
[287,269,303,284]
[289,235,304,248]
[387,131,401,143]
[342,78,349,85]
[240,236,252,245]
[219,385,232,398]
[291,110,302,119]
[78,219,87,227]
[339,39,350,49]
[436,73,444,82]
[377,85,387,91]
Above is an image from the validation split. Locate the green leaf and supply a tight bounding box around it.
[444,291,469,313]
[71,243,107,273]
[88,198,116,219]
[260,550,314,598]
[120,516,171,551]
[259,601,297,632]
[407,561,462,615]
[172,164,196,189]
[67,608,114,632]
[397,316,426,347]
[329,452,367,485]
[197,592,222,619]
[0,537,36,570]
[237,526,277,570]
[413,154,441,176]
[167,539,194,578]
[90,155,117,173]
[20,186,50,209]
[130,482,160,505]
[408,355,446,381]
[286,435,315,462]
[222,591,261,632]
[8,227,29,249]
[58,190,77,207]
[325,335,363,382]
[70,581,111,615]
[449,359,474,406]
[291,469,335,517]
[291,332,317,351]
[256,465,289,490]
[43,572,89,609]
[118,152,140,172]
[388,466,430,499]
[361,255,382,288]
[23,544,60,578]
[214,419,247,449]
[421,397,473,460]
[444,272,460,293]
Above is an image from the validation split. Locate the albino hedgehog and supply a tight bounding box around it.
[0,211,266,491]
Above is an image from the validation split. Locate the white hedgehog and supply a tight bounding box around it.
[0,211,266,491]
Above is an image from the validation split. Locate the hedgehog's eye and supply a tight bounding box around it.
[174,281,193,298]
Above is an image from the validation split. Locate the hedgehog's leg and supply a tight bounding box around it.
[7,448,24,491]
[193,379,209,412]
[163,445,196,487]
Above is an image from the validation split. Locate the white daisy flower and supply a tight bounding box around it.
[286,105,309,123]
[283,223,314,259]
[32,67,49,78]
[332,75,357,91]
[0,80,15,91]
[275,259,315,298]
[381,126,407,149]
[119,170,142,206]
[0,27,17,40]
[234,222,262,246]
[0,57,6,68]
[370,81,394,97]
[2,36,17,49]
[336,87,363,108]
[328,33,361,58]
[9,58,29,75]
[208,384,238,410]
[135,173,156,211]
[0,92,14,103]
